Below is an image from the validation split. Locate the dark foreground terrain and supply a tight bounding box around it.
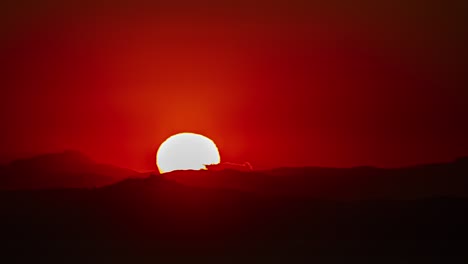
[1,156,468,263]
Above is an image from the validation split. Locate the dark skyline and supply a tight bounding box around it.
[1,0,468,171]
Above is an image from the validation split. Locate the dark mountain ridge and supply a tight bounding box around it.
[0,151,141,189]
[0,157,468,262]
[165,157,468,200]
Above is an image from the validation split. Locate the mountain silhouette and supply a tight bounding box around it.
[165,158,468,200]
[1,156,468,262]
[0,151,141,189]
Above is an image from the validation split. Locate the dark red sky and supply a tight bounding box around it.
[1,1,468,171]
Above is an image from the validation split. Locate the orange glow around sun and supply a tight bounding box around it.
[156,133,221,174]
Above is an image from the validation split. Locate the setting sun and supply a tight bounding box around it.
[156,133,221,174]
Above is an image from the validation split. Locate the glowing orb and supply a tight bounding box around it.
[156,133,220,174]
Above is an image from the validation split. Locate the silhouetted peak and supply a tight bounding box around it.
[206,162,253,172]
[0,151,140,190]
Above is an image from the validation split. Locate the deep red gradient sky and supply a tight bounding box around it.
[1,1,468,171]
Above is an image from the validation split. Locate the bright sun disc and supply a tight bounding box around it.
[156,133,221,174]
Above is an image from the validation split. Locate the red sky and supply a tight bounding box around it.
[1,1,468,171]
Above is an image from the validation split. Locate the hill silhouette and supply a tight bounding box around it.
[0,151,141,189]
[0,157,467,262]
[165,158,468,200]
